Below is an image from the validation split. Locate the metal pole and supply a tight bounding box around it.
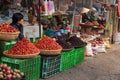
[71,0,77,33]
[38,0,41,38]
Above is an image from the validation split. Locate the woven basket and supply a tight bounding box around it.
[80,23,94,27]
[3,51,40,59]
[40,49,62,55]
[0,32,20,41]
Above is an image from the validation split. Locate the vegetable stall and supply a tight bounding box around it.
[0,0,113,80]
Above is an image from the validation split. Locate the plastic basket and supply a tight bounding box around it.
[74,47,85,65]
[1,56,41,80]
[40,55,61,79]
[60,49,76,72]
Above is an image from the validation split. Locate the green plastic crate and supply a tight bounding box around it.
[1,56,41,80]
[29,37,39,42]
[41,55,60,79]
[0,40,17,54]
[75,47,85,65]
[60,49,76,72]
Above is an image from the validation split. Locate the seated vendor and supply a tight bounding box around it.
[11,13,24,41]
[41,20,56,37]
[82,13,91,23]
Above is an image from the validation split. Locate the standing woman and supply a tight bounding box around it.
[11,13,24,41]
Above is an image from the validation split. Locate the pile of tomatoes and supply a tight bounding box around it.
[34,36,62,50]
[7,38,40,55]
[0,23,19,32]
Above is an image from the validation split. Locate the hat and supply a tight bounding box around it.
[81,7,90,13]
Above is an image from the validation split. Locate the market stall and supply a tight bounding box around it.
[75,0,114,57]
[0,0,87,80]
[0,0,113,80]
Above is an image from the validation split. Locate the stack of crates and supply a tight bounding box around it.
[60,47,85,72]
[1,56,41,80]
[40,55,61,79]
[60,49,76,71]
[0,40,17,55]
[74,47,85,65]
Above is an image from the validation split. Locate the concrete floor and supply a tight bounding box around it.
[41,44,120,80]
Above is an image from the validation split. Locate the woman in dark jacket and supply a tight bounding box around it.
[11,13,24,41]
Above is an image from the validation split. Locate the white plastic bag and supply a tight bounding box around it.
[86,43,94,56]
[97,44,106,53]
[92,45,98,55]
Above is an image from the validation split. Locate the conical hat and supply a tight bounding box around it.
[81,7,90,13]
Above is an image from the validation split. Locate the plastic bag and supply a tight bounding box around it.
[92,45,98,55]
[86,43,94,56]
[97,44,106,53]
[104,41,111,49]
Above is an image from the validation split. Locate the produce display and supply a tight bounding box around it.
[56,40,73,50]
[34,36,62,50]
[0,23,19,32]
[98,24,105,28]
[68,36,87,48]
[89,37,104,46]
[6,38,40,55]
[85,21,93,25]
[55,33,69,41]
[92,21,99,25]
[0,64,25,80]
